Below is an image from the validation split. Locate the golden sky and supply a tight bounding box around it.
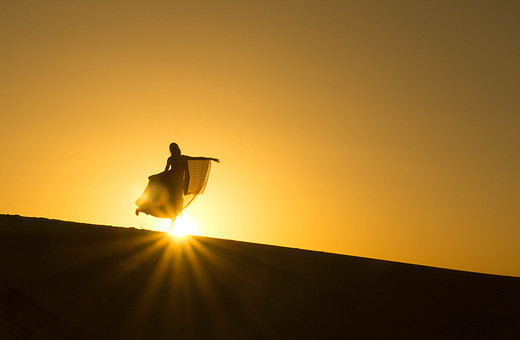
[1,1,519,276]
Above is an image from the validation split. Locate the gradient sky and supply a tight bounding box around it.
[1,1,519,276]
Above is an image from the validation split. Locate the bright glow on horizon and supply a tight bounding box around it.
[166,214,199,238]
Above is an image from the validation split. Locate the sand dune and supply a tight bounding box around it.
[0,214,519,339]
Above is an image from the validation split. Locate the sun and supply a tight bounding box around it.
[166,214,200,238]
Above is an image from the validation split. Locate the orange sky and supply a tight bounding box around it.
[1,1,519,276]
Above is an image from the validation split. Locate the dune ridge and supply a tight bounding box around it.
[0,214,519,339]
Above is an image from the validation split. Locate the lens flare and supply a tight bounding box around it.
[168,214,199,238]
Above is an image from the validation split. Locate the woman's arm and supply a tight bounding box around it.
[185,156,220,163]
[165,157,172,171]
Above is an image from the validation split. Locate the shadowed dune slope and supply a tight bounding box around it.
[0,280,82,339]
[0,215,519,339]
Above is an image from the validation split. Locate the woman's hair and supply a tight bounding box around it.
[169,142,181,157]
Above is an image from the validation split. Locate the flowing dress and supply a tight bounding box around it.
[135,156,212,219]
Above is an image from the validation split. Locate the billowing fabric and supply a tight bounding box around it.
[184,159,212,208]
[135,159,212,219]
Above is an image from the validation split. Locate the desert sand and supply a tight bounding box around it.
[0,214,519,339]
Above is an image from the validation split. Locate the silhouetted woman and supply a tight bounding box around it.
[135,143,219,227]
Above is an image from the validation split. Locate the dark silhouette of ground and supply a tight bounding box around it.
[0,280,82,339]
[0,214,519,339]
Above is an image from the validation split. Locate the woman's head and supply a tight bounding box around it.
[169,143,181,157]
